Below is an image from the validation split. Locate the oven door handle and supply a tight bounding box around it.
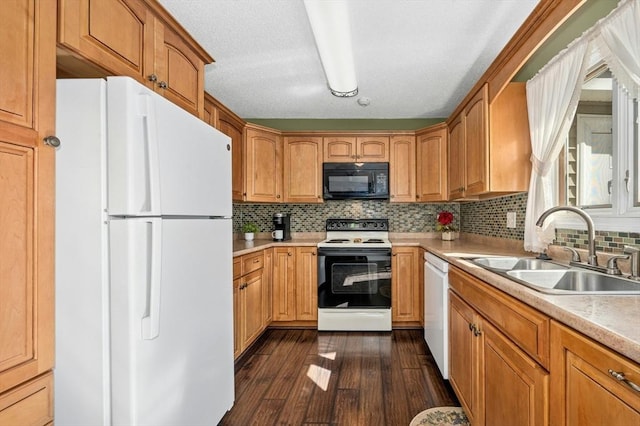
[317,247,392,257]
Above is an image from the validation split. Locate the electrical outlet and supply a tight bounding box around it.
[507,212,516,228]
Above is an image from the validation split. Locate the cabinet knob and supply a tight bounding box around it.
[276,194,281,199]
[416,195,420,199]
[43,135,61,148]
[288,252,292,256]
[312,251,316,256]
[158,81,168,89]
[147,74,158,82]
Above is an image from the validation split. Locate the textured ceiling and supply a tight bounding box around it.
[157,0,539,119]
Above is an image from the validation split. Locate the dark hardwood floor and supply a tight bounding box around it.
[220,329,459,425]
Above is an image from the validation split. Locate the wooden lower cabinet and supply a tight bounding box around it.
[449,267,549,426]
[391,247,421,323]
[233,251,269,358]
[550,321,640,425]
[0,372,53,425]
[272,246,318,323]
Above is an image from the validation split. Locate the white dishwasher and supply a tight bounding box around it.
[424,252,449,379]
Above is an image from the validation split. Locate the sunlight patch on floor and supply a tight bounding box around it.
[319,351,336,360]
[306,364,331,391]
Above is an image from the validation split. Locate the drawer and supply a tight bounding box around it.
[449,266,550,368]
[241,252,264,275]
[0,372,53,426]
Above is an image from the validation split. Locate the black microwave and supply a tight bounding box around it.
[323,162,389,200]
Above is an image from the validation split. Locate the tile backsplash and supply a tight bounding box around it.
[233,201,460,233]
[233,192,636,254]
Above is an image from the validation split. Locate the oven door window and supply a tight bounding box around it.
[318,250,391,308]
[331,262,381,294]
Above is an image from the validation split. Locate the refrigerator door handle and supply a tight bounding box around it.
[140,94,162,214]
[141,219,162,340]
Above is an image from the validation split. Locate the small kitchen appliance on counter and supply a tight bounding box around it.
[317,218,392,331]
[272,212,291,241]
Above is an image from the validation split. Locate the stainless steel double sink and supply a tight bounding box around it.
[468,256,640,295]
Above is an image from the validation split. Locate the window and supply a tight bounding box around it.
[556,62,639,232]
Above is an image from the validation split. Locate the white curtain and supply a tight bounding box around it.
[595,0,640,98]
[524,38,591,253]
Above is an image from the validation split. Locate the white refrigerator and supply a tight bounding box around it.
[55,77,234,425]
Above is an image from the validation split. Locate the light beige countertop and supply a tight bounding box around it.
[233,232,640,363]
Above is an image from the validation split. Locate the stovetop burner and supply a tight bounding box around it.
[318,218,391,248]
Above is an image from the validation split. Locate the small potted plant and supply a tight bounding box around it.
[436,211,457,241]
[241,222,259,241]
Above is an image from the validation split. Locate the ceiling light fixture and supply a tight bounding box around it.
[303,0,358,97]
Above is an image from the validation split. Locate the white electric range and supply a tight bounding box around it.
[317,219,392,331]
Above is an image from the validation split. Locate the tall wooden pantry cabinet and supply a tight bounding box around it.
[0,0,56,424]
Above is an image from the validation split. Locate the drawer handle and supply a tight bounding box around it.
[608,369,640,392]
[253,259,260,263]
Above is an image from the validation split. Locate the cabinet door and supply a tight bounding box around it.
[263,249,273,325]
[152,19,205,117]
[272,248,296,321]
[464,85,489,195]
[482,320,549,426]
[389,135,416,202]
[0,0,55,396]
[324,137,356,162]
[357,136,389,161]
[391,247,420,322]
[295,247,318,321]
[0,0,42,129]
[245,127,282,202]
[449,291,480,424]
[217,110,245,202]
[283,137,323,203]
[58,0,153,81]
[550,322,640,426]
[448,114,465,200]
[241,269,264,350]
[232,276,241,359]
[416,125,448,202]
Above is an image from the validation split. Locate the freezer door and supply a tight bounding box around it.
[106,76,232,217]
[109,217,234,425]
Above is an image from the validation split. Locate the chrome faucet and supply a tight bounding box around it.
[535,206,598,266]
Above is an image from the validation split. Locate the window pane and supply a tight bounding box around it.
[634,98,639,207]
[565,67,613,208]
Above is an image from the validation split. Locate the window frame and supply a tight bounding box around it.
[555,81,640,233]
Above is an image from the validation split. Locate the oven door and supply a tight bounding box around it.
[317,247,391,308]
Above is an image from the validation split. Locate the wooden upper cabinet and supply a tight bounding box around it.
[448,114,465,200]
[416,124,448,202]
[389,135,416,203]
[244,125,282,202]
[323,136,356,162]
[0,0,55,397]
[357,136,389,161]
[447,83,530,200]
[323,136,389,162]
[464,86,489,195]
[205,93,246,202]
[58,0,152,79]
[151,19,205,116]
[57,0,212,117]
[283,136,323,203]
